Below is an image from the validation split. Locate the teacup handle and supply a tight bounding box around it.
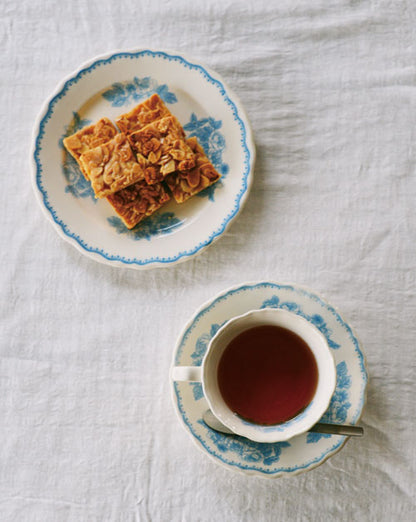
[171,366,202,382]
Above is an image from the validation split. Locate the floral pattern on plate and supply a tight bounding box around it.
[102,77,178,107]
[32,49,255,268]
[107,214,182,241]
[171,282,367,477]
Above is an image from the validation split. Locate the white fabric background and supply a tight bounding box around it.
[1,0,415,520]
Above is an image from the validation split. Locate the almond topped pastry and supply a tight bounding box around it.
[107,180,171,229]
[128,116,196,184]
[164,137,221,203]
[63,118,118,179]
[116,94,172,135]
[79,133,147,198]
[61,94,222,231]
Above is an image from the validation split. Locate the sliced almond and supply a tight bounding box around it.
[187,169,200,188]
[161,160,176,175]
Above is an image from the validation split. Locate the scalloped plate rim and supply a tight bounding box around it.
[170,281,368,478]
[30,47,256,269]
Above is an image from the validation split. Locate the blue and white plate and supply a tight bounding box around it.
[31,49,255,269]
[170,282,368,478]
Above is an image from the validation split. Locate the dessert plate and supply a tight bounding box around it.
[170,282,368,478]
[31,49,255,269]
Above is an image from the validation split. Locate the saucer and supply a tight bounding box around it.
[170,282,368,478]
[31,49,255,269]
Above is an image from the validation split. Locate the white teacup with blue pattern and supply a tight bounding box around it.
[171,308,336,443]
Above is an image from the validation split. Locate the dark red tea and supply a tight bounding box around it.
[217,325,318,425]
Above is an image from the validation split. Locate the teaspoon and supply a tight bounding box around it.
[203,409,364,438]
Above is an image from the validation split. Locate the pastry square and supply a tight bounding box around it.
[80,133,146,198]
[116,94,172,135]
[63,118,118,179]
[107,180,170,229]
[128,116,195,184]
[164,137,221,203]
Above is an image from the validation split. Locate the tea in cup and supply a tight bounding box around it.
[171,308,336,443]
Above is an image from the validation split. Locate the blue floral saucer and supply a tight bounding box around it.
[31,49,255,269]
[170,282,367,478]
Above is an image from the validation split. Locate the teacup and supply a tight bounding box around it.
[171,308,336,443]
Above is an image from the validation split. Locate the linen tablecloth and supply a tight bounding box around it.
[1,0,415,520]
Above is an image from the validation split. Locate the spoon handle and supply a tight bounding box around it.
[202,410,364,438]
[310,423,364,437]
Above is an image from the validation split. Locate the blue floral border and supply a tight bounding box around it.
[173,282,368,475]
[33,50,252,266]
